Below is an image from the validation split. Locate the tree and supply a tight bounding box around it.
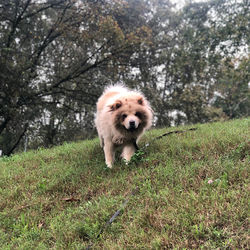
[146,0,249,125]
[0,0,151,155]
[213,57,250,118]
[0,0,248,155]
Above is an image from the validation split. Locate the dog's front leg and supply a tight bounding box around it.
[121,143,136,163]
[103,141,114,168]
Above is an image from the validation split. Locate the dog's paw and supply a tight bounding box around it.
[121,158,130,165]
[106,162,113,168]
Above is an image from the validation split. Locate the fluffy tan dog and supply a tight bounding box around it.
[95,85,153,168]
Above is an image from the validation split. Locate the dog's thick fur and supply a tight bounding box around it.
[95,85,153,168]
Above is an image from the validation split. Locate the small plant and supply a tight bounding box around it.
[129,149,146,164]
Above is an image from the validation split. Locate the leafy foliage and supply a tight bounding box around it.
[0,0,249,154]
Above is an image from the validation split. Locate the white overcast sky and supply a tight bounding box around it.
[171,0,208,10]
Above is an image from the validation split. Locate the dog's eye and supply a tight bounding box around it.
[122,114,127,120]
[135,112,142,118]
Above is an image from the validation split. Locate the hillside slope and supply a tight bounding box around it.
[0,118,249,249]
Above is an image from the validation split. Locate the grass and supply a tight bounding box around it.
[0,118,249,249]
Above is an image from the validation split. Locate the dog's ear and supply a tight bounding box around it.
[137,97,144,105]
[108,100,122,111]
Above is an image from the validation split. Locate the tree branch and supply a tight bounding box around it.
[6,123,28,156]
[6,0,31,47]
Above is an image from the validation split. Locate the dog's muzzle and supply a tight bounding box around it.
[128,120,136,132]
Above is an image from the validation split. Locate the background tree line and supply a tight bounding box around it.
[0,0,249,156]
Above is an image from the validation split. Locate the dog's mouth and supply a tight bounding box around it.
[128,127,136,132]
[123,125,136,132]
[125,124,141,132]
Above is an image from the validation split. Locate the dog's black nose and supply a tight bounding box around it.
[129,121,135,128]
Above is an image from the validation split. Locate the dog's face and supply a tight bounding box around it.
[108,95,151,134]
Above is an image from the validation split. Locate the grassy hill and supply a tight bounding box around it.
[0,118,249,249]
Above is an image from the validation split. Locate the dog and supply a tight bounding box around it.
[95,85,153,168]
